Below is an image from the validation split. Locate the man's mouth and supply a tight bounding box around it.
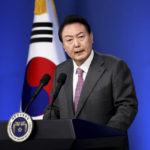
[75,50,84,54]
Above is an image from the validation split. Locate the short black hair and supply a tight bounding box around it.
[58,15,91,42]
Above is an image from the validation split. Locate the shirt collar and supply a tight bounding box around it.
[73,50,94,74]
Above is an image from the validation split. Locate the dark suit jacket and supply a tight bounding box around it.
[43,51,138,131]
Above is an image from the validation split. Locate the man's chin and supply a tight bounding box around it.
[74,57,87,66]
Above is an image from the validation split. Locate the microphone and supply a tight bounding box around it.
[51,73,67,105]
[49,73,67,119]
[24,74,51,113]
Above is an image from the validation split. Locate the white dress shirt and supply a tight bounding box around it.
[73,50,94,102]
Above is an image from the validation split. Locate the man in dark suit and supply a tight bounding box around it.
[43,15,138,132]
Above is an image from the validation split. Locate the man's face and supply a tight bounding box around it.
[62,23,93,66]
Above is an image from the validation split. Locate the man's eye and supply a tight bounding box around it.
[79,36,84,39]
[66,39,72,42]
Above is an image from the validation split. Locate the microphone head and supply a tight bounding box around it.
[57,73,67,85]
[40,74,51,86]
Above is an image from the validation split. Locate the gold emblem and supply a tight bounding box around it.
[7,112,33,142]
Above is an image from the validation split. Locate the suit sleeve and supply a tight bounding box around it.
[107,60,138,131]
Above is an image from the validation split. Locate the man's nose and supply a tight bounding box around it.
[74,38,80,47]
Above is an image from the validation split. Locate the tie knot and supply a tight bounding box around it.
[76,68,84,77]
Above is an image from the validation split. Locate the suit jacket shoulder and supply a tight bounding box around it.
[56,59,73,71]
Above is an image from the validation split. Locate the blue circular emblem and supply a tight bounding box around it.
[7,112,33,142]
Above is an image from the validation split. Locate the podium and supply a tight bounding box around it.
[0,119,128,150]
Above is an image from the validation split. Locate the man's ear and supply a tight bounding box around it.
[90,32,94,44]
[62,43,66,52]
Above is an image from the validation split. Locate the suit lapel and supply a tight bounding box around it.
[75,52,105,117]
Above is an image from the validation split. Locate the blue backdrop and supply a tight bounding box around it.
[0,0,149,150]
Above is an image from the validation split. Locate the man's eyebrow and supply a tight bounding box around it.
[64,32,84,38]
[77,32,84,36]
[64,35,73,38]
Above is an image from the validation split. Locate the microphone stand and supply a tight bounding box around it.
[24,84,43,113]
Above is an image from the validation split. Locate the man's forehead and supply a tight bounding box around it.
[62,23,87,36]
